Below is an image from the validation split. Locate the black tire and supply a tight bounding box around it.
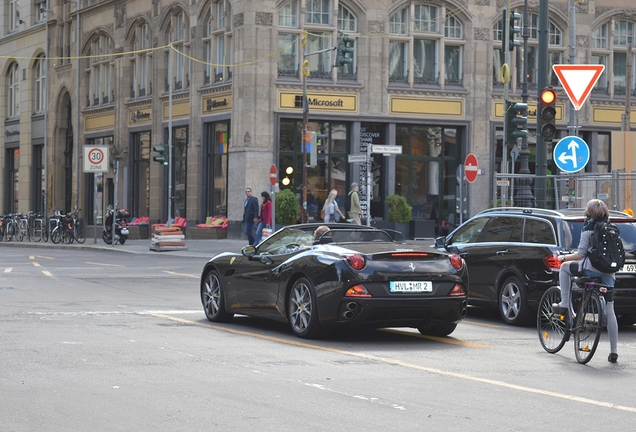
[574,291,602,364]
[499,275,532,326]
[118,235,127,245]
[73,221,85,244]
[537,286,568,354]
[32,219,42,242]
[102,232,112,245]
[418,322,458,337]
[5,221,15,241]
[288,277,324,339]
[42,220,49,242]
[50,228,62,244]
[201,270,233,322]
[617,313,636,326]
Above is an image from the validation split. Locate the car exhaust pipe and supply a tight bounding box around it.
[346,302,358,311]
[461,300,468,318]
[343,310,355,320]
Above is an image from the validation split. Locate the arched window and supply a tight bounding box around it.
[389,3,465,88]
[203,0,232,85]
[165,9,190,91]
[34,56,46,113]
[88,34,114,106]
[8,63,20,117]
[492,12,563,90]
[131,23,152,98]
[592,19,636,96]
[277,0,358,81]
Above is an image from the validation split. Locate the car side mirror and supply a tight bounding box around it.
[242,245,256,257]
[435,236,446,248]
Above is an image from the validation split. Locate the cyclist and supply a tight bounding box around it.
[553,199,619,363]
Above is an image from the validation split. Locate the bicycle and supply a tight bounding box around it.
[27,211,44,242]
[70,209,85,244]
[537,263,610,364]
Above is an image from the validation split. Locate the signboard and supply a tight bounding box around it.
[83,145,109,173]
[371,145,403,154]
[552,65,605,110]
[553,136,590,173]
[348,154,367,163]
[464,153,478,183]
[269,164,278,186]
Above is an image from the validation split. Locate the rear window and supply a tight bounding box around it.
[562,220,636,252]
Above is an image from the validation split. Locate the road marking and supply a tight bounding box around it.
[85,262,122,267]
[42,271,53,277]
[4,268,12,273]
[148,313,636,414]
[32,262,41,267]
[30,255,35,260]
[163,270,199,279]
[379,328,491,348]
[36,255,55,260]
[462,319,503,329]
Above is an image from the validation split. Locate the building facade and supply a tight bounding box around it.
[2,0,636,236]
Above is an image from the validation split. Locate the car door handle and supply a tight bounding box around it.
[496,250,508,255]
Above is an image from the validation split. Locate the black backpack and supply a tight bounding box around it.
[588,221,626,273]
[345,191,353,213]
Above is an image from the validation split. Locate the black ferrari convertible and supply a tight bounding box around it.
[200,223,468,339]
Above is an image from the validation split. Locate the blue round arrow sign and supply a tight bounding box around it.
[553,136,590,173]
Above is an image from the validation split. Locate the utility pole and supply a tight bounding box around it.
[535,0,550,207]
[515,0,534,207]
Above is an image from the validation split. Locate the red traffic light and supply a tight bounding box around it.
[540,88,557,105]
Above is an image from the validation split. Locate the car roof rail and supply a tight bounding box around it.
[477,207,567,217]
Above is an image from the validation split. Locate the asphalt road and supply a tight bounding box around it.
[1,245,636,431]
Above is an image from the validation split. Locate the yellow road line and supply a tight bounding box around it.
[84,262,122,267]
[42,271,53,277]
[163,270,199,279]
[379,328,491,348]
[148,313,636,414]
[30,255,34,260]
[461,319,504,329]
[32,262,41,267]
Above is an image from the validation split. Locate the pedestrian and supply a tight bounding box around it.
[322,189,344,223]
[253,191,272,245]
[553,199,619,363]
[347,182,362,225]
[243,187,259,245]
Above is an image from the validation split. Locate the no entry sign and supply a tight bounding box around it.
[464,153,478,183]
[83,145,109,173]
[269,164,278,186]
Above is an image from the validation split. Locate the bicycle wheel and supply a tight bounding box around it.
[17,220,27,242]
[73,220,86,243]
[537,286,569,354]
[50,227,62,244]
[5,221,15,241]
[32,219,42,242]
[574,291,602,364]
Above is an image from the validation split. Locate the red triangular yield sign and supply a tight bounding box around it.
[552,65,605,110]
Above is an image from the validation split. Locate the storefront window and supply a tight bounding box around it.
[205,122,229,217]
[131,131,151,218]
[173,127,188,217]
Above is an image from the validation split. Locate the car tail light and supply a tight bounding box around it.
[449,283,467,297]
[544,254,562,271]
[345,254,366,270]
[386,252,432,258]
[345,284,372,297]
[449,254,463,270]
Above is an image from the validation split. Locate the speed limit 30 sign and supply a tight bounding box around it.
[83,145,110,173]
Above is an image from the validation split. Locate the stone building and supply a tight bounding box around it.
[2,0,636,237]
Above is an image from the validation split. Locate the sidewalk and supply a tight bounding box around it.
[0,237,249,259]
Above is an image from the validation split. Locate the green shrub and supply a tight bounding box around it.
[387,194,412,223]
[275,189,299,225]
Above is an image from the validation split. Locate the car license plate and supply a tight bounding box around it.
[619,264,636,273]
[390,281,432,293]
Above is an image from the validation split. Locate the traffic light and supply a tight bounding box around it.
[337,32,355,67]
[539,88,558,141]
[153,145,167,164]
[505,100,528,144]
[501,9,508,53]
[508,11,522,51]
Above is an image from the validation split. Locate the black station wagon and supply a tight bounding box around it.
[436,207,636,326]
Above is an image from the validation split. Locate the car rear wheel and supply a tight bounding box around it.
[201,270,233,322]
[418,322,457,337]
[288,277,323,339]
[499,275,532,326]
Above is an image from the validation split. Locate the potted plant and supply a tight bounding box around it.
[387,194,412,238]
[275,188,300,226]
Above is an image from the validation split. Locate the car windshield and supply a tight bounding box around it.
[563,220,636,253]
[257,229,314,255]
